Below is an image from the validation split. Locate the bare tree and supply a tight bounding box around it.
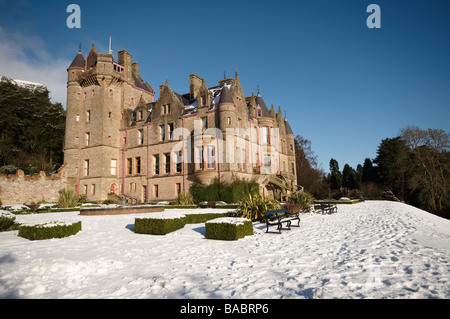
[400,126,449,211]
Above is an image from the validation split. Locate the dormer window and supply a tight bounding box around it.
[257,110,262,117]
[201,96,206,106]
[162,104,170,115]
[138,110,143,121]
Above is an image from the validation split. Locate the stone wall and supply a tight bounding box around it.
[0,168,68,205]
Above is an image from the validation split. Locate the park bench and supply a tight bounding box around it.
[319,203,338,214]
[264,209,300,233]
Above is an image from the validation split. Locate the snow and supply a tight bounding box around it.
[0,201,449,299]
[206,217,250,226]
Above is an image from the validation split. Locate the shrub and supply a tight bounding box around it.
[104,193,122,205]
[236,193,281,222]
[57,189,81,208]
[193,180,259,204]
[175,191,194,205]
[288,191,314,212]
[205,218,253,241]
[333,187,361,200]
[0,211,16,231]
[135,216,187,235]
[18,221,82,240]
[184,212,229,224]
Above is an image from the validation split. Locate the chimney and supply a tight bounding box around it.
[189,73,202,99]
[132,62,139,77]
[118,49,132,79]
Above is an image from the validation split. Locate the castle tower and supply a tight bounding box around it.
[65,50,85,193]
[64,45,155,202]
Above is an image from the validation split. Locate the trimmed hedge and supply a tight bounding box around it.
[135,216,187,235]
[193,180,259,204]
[205,218,253,241]
[134,212,232,235]
[0,212,16,232]
[18,221,82,241]
[184,212,229,224]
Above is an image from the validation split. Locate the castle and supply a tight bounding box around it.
[65,44,299,203]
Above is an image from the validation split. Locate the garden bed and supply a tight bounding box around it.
[80,204,164,216]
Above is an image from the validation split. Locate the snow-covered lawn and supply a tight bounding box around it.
[0,201,449,299]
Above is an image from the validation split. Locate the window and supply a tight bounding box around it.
[176,151,182,173]
[201,96,206,106]
[262,126,269,144]
[197,147,204,170]
[227,117,231,125]
[162,104,170,115]
[91,184,96,195]
[85,132,90,146]
[109,89,113,98]
[237,147,241,170]
[127,158,133,175]
[154,185,159,198]
[257,110,262,117]
[264,155,271,168]
[138,129,144,145]
[168,123,174,140]
[201,117,208,129]
[76,114,80,122]
[111,159,117,176]
[159,125,165,141]
[142,186,147,203]
[207,146,215,169]
[290,144,293,151]
[138,110,143,121]
[110,184,116,194]
[75,137,79,144]
[86,110,91,122]
[83,185,88,195]
[136,157,141,174]
[291,163,295,175]
[153,155,160,175]
[84,160,90,176]
[108,136,112,144]
[242,148,246,170]
[109,112,112,119]
[164,153,171,174]
[175,183,181,196]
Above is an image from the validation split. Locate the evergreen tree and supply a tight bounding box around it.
[342,164,358,189]
[328,158,343,190]
[0,82,65,174]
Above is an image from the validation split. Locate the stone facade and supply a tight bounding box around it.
[64,45,298,203]
[0,168,68,205]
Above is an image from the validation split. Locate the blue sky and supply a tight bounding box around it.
[0,0,449,172]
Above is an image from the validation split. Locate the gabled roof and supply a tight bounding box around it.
[68,51,85,70]
[132,72,154,94]
[255,93,271,118]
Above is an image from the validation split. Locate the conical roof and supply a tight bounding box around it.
[284,118,294,135]
[68,51,85,70]
[218,85,234,106]
[255,93,271,118]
